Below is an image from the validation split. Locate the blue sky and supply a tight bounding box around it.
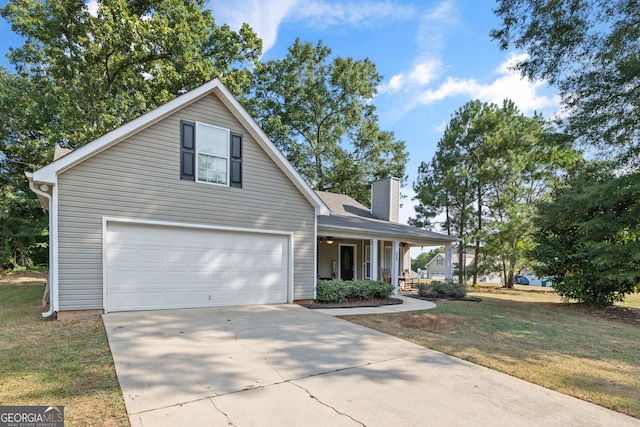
[210,0,561,225]
[0,0,561,242]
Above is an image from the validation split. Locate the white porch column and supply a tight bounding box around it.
[370,239,378,281]
[445,243,453,281]
[391,240,399,295]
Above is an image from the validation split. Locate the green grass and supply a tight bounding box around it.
[0,278,128,426]
[618,291,640,309]
[3,271,638,422]
[346,288,640,419]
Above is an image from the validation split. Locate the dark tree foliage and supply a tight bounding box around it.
[531,163,640,305]
[0,0,262,269]
[248,39,408,206]
[492,0,640,165]
[411,99,578,287]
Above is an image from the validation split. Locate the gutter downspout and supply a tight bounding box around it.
[27,177,55,318]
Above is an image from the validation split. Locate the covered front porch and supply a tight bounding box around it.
[313,185,459,295]
[316,228,455,294]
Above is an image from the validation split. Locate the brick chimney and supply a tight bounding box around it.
[371,177,400,223]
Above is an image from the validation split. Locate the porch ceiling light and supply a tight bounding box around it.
[326,236,334,245]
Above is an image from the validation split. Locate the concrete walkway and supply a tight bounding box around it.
[104,304,640,427]
[313,294,436,316]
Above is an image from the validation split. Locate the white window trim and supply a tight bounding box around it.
[195,122,230,186]
[363,244,371,280]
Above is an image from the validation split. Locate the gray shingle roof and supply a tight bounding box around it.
[315,191,458,245]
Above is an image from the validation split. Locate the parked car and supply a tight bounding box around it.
[514,275,529,285]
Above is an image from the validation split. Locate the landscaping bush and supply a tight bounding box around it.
[316,280,394,303]
[417,280,467,298]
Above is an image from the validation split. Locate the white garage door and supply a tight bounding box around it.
[105,221,290,312]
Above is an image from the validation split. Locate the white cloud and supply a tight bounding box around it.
[415,52,560,114]
[408,59,442,86]
[416,0,459,54]
[417,76,478,104]
[379,59,443,94]
[499,51,530,74]
[209,0,414,53]
[385,74,405,92]
[289,0,414,29]
[378,0,455,95]
[210,0,298,53]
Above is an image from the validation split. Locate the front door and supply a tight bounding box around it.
[340,245,355,280]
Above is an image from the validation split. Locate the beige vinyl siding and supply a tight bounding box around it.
[371,181,390,221]
[317,241,338,280]
[57,93,315,310]
[317,239,368,280]
[317,241,357,280]
[402,248,411,272]
[390,177,400,223]
[318,239,413,282]
[371,178,400,223]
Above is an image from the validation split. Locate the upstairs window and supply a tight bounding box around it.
[181,120,242,188]
[197,123,229,185]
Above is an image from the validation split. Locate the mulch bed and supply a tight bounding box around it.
[300,297,403,309]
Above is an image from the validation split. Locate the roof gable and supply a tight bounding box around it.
[428,252,474,267]
[29,79,329,215]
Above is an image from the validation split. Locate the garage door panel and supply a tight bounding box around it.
[106,222,289,312]
[139,248,163,263]
[165,269,188,279]
[109,269,138,287]
[187,290,210,304]
[208,250,231,266]
[190,249,210,264]
[165,249,188,263]
[261,272,287,287]
[232,251,284,267]
[108,246,138,263]
[230,271,282,285]
[164,290,188,305]
[140,271,164,285]
[138,291,163,306]
[111,294,136,310]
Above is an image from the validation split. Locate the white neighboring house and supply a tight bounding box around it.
[424,252,502,283]
[424,252,474,280]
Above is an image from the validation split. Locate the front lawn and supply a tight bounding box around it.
[0,272,129,426]
[3,271,639,421]
[344,287,640,419]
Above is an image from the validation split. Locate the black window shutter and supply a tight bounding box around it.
[230,132,242,188]
[180,120,195,181]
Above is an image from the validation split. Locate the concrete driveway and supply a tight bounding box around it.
[103,304,639,427]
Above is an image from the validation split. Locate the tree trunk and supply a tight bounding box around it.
[457,239,465,285]
[473,186,482,286]
[502,259,508,288]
